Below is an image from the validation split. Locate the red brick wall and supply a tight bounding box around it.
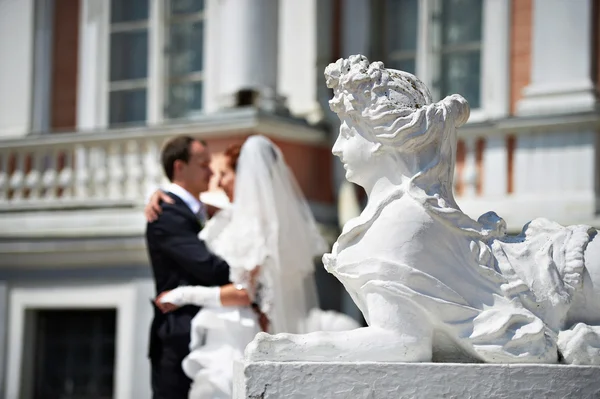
[510,0,533,115]
[272,139,334,203]
[203,135,334,204]
[475,138,485,196]
[506,135,516,194]
[51,0,80,131]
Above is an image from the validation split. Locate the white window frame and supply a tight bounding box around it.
[31,0,55,134]
[367,0,510,123]
[77,0,210,131]
[417,0,510,122]
[108,3,151,126]
[4,284,137,399]
[425,0,484,111]
[380,0,419,73]
[164,3,206,120]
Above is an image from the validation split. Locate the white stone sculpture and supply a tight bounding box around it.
[246,55,600,365]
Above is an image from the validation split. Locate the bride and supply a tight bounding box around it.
[146,135,359,398]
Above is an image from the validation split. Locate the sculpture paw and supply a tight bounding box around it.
[245,332,299,361]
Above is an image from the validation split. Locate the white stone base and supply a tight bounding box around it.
[233,360,600,398]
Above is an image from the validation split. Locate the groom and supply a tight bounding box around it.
[146,136,231,399]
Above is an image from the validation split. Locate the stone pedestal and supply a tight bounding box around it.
[233,360,600,398]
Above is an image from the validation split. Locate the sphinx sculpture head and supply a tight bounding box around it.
[325,55,470,201]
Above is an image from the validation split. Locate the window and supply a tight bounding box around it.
[32,309,117,399]
[383,0,419,75]
[107,0,205,126]
[377,0,483,109]
[434,0,483,108]
[166,0,205,119]
[109,0,149,126]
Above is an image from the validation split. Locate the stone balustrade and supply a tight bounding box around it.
[0,129,168,210]
[0,113,597,232]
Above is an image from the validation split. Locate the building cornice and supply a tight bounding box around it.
[0,107,329,148]
[460,111,600,139]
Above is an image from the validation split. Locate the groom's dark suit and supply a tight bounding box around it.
[146,192,230,399]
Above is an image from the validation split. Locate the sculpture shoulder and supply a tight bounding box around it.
[374,195,435,233]
[344,196,435,255]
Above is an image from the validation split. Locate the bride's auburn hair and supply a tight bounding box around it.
[224,143,242,171]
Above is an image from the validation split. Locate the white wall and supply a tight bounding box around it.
[517,0,596,115]
[458,128,599,231]
[513,130,596,196]
[131,278,155,399]
[0,0,35,137]
[0,282,7,399]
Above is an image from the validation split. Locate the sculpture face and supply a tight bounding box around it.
[332,118,376,186]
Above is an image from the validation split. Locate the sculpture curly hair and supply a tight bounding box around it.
[325,55,470,206]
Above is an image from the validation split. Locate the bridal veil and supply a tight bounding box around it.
[214,135,328,333]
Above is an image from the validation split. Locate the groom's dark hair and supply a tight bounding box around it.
[161,135,207,181]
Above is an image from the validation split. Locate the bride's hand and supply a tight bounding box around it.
[145,190,174,222]
[155,291,179,313]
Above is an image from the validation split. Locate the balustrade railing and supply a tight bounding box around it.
[0,130,170,210]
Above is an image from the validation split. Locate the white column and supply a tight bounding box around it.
[77,0,110,131]
[0,281,7,399]
[147,0,165,125]
[480,0,510,120]
[218,0,280,110]
[517,0,596,116]
[0,0,35,137]
[203,0,221,113]
[482,136,507,197]
[278,0,320,121]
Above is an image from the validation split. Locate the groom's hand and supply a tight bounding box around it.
[145,190,174,222]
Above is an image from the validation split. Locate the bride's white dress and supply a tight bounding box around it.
[181,207,260,399]
[172,136,360,399]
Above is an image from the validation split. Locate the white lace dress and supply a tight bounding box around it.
[182,207,261,399]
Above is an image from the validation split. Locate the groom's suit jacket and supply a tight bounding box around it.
[146,192,230,360]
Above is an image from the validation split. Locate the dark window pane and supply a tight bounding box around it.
[110,30,148,81]
[387,58,416,75]
[110,89,147,125]
[441,50,481,108]
[441,0,483,46]
[168,21,204,76]
[170,0,204,15]
[33,309,116,399]
[167,82,203,118]
[111,0,149,23]
[386,0,418,52]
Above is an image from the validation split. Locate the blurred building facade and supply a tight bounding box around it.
[0,0,598,397]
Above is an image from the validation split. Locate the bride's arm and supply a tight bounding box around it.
[156,284,251,312]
